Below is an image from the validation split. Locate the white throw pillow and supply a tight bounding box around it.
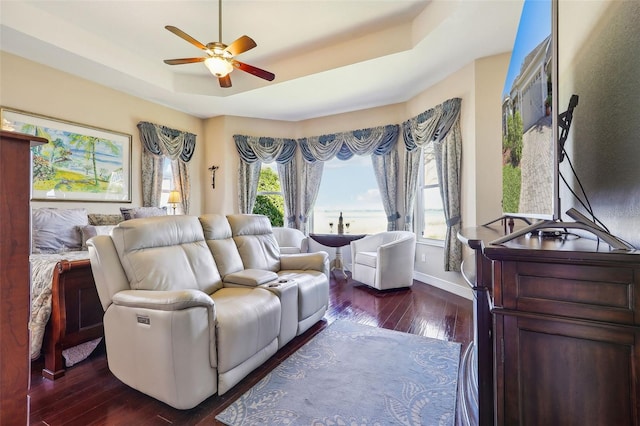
[32,208,88,253]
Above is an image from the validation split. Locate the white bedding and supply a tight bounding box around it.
[29,251,93,361]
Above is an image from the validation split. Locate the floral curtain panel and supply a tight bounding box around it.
[137,121,196,214]
[402,98,462,271]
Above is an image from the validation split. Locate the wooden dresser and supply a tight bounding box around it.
[459,225,640,425]
[0,130,46,424]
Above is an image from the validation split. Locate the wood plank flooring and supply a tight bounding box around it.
[28,275,473,425]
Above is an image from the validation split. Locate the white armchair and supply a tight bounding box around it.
[272,227,309,254]
[350,231,416,290]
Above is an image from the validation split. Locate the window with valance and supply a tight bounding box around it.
[402,97,462,271]
[298,124,401,232]
[137,121,196,214]
[233,135,297,226]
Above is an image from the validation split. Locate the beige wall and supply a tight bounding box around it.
[0,52,205,216]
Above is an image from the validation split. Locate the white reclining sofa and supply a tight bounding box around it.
[87,213,329,409]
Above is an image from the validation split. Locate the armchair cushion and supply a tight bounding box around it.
[355,251,377,268]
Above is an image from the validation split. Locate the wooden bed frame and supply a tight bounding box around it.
[41,258,104,380]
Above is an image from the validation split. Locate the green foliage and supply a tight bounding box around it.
[252,167,284,226]
[253,195,284,226]
[32,154,55,181]
[32,168,108,193]
[502,164,521,214]
[503,111,523,166]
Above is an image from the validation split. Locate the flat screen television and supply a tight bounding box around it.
[501,0,559,221]
[495,0,634,249]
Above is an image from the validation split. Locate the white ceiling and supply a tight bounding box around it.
[0,0,523,121]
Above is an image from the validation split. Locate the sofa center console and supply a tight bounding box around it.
[262,279,298,348]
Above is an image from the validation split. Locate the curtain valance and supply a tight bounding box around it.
[299,124,399,162]
[402,98,461,152]
[234,135,297,164]
[137,121,196,162]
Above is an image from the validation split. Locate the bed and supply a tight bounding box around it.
[30,208,121,379]
[31,252,104,379]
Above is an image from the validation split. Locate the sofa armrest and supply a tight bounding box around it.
[280,252,330,278]
[112,289,215,312]
[110,289,217,370]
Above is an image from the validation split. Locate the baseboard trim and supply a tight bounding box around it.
[414,271,473,300]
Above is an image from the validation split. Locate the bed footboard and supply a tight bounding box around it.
[42,259,104,380]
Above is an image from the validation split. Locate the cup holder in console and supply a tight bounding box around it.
[268,279,289,288]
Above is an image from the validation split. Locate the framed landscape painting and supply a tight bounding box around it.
[1,108,132,202]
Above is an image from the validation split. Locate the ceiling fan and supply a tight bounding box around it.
[163,0,275,88]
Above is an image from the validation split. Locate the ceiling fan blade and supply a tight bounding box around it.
[225,35,257,56]
[164,57,205,65]
[165,25,208,51]
[218,75,232,88]
[232,60,275,81]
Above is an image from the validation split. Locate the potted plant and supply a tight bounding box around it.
[545,94,552,116]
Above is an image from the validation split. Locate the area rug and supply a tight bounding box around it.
[216,320,461,426]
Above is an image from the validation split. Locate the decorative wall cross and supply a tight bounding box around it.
[208,165,219,189]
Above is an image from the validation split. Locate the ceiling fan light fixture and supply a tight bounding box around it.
[204,56,233,77]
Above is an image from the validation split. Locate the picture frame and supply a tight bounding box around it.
[1,107,132,202]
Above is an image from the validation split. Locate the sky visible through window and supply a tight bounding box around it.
[313,156,386,234]
[266,156,444,235]
[503,0,551,98]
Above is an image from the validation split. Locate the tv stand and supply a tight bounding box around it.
[483,215,532,235]
[458,224,640,425]
[490,208,634,250]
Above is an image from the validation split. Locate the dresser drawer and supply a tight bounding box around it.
[499,261,637,325]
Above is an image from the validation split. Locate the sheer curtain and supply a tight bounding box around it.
[299,124,400,230]
[137,121,196,213]
[234,135,297,216]
[402,98,463,271]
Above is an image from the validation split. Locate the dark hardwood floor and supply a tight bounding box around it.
[28,275,473,425]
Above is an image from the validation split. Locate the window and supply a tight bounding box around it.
[253,163,284,226]
[312,156,386,234]
[417,144,446,241]
[159,157,174,209]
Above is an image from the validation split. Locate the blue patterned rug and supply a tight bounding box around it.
[216,320,461,425]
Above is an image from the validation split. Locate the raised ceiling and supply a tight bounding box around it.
[0,0,522,121]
